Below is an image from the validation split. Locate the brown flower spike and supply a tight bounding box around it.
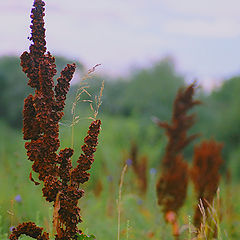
[191,139,223,227]
[9,222,49,240]
[155,83,200,237]
[9,1,101,239]
[130,142,148,195]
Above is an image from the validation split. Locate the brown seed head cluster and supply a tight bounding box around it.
[156,83,200,215]
[191,139,223,227]
[9,222,49,240]
[156,155,188,214]
[130,142,148,195]
[9,1,101,239]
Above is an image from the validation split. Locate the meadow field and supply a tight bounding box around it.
[1,113,240,239]
[1,0,240,239]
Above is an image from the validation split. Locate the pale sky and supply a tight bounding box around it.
[1,0,240,90]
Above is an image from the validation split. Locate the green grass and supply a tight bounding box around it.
[1,116,240,239]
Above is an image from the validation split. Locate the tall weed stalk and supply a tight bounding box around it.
[155,83,200,238]
[9,1,101,239]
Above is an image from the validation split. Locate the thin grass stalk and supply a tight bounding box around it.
[117,164,128,240]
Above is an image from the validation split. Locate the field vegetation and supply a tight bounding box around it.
[1,0,240,239]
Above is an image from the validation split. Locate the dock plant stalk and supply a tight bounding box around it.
[155,83,200,238]
[9,0,101,239]
[191,139,223,230]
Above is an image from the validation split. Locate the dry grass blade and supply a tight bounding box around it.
[117,164,128,240]
[52,192,61,237]
[195,193,224,240]
[91,80,105,120]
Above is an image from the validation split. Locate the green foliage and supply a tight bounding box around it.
[0,56,30,128]
[2,53,240,167]
[195,77,240,165]
[2,55,240,239]
[2,53,240,166]
[1,114,240,239]
[76,233,96,240]
[102,58,185,120]
[210,77,240,154]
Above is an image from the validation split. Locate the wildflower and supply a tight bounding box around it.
[150,168,157,175]
[126,158,132,166]
[15,195,22,203]
[10,226,15,232]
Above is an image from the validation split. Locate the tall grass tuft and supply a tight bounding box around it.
[191,139,223,230]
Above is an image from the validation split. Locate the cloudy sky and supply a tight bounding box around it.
[1,0,240,90]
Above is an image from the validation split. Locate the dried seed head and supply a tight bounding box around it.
[191,139,223,227]
[15,0,101,239]
[156,83,200,218]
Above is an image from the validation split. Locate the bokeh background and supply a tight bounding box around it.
[1,0,240,239]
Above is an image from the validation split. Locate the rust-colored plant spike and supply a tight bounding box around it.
[155,83,200,237]
[191,139,223,227]
[9,222,49,240]
[9,0,101,239]
[130,142,148,195]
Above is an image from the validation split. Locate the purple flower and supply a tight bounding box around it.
[126,159,132,166]
[107,175,113,182]
[15,195,22,203]
[10,226,15,232]
[150,168,157,175]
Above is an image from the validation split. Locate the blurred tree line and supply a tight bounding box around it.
[0,55,240,172]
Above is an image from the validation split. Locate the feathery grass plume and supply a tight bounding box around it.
[195,191,223,239]
[9,1,101,239]
[191,139,223,228]
[70,64,103,148]
[155,83,200,238]
[129,142,148,195]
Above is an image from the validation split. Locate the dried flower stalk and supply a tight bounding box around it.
[9,222,49,240]
[130,142,148,195]
[191,139,223,228]
[155,83,200,237]
[9,1,101,239]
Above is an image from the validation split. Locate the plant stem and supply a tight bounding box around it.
[117,164,128,240]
